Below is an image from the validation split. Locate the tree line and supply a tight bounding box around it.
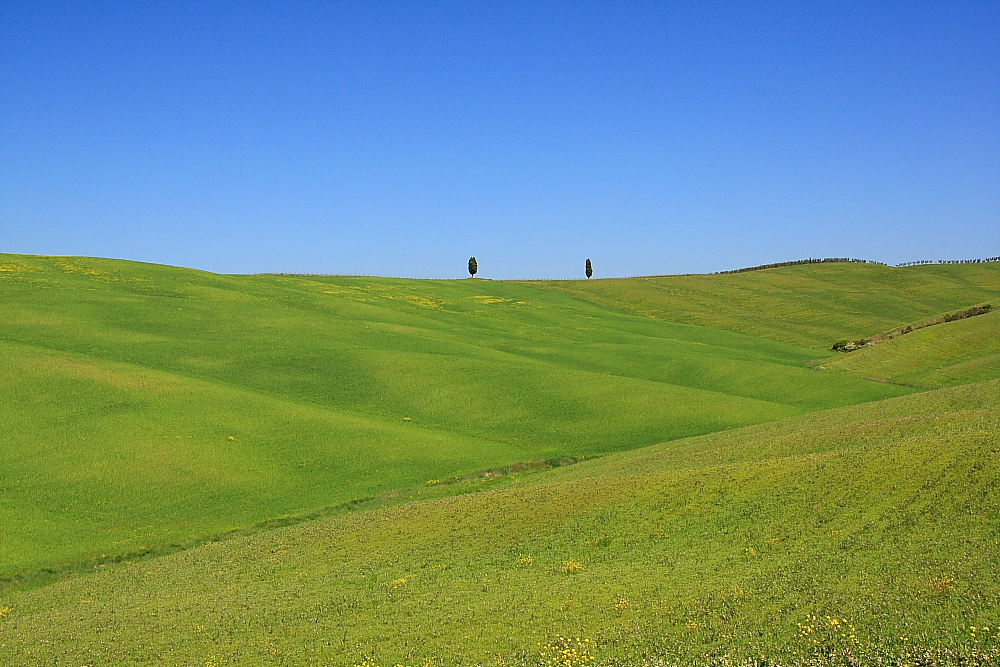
[712,255,999,275]
[896,257,1000,267]
[714,258,884,275]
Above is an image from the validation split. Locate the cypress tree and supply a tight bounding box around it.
[585,258,593,279]
[468,256,478,278]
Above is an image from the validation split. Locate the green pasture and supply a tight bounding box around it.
[537,261,1000,349]
[0,254,923,577]
[823,309,1000,388]
[3,254,1000,665]
[2,379,997,665]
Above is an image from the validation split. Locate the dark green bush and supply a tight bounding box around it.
[944,304,992,322]
[832,339,868,352]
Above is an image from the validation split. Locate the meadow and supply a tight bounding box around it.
[0,254,934,579]
[1,254,999,665]
[822,309,1000,388]
[538,262,1000,349]
[2,379,997,665]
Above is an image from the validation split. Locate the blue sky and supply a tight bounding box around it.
[2,2,997,278]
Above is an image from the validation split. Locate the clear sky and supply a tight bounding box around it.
[2,2,997,279]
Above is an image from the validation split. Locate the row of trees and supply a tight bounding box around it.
[714,258,884,275]
[716,255,999,275]
[468,257,594,278]
[896,257,1000,267]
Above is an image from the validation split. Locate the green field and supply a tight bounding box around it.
[2,380,997,665]
[537,262,1000,349]
[0,254,927,578]
[1,255,999,665]
[823,309,1000,388]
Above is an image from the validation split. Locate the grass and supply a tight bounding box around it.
[2,254,1000,665]
[535,262,1000,350]
[1,379,997,665]
[823,309,1000,388]
[0,254,922,578]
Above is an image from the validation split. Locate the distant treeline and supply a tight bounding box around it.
[716,255,999,275]
[896,257,1000,267]
[715,258,883,275]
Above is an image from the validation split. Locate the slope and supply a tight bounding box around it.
[2,380,997,665]
[822,308,1000,388]
[532,262,1000,350]
[0,254,914,577]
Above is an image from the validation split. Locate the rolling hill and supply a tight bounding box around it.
[0,254,936,579]
[1,255,999,665]
[2,379,997,665]
[822,308,1000,388]
[536,261,1000,350]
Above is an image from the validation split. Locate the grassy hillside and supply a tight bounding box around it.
[1,254,919,577]
[2,380,997,666]
[534,262,1000,350]
[823,309,1000,388]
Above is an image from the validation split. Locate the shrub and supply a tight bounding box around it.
[831,339,868,352]
[944,304,992,322]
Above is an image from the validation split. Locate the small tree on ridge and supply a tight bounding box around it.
[468,256,478,278]
[585,258,593,279]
